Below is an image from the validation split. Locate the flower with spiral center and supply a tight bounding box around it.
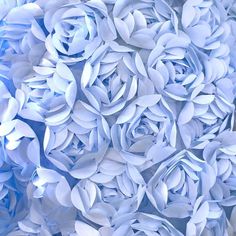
[0,140,30,235]
[99,212,183,236]
[147,30,234,149]
[44,0,116,62]
[71,168,145,228]
[111,94,177,168]
[70,150,145,228]
[44,100,110,178]
[203,131,236,206]
[181,0,230,50]
[14,57,77,126]
[81,41,154,117]
[146,150,216,218]
[112,0,178,49]
[0,2,45,58]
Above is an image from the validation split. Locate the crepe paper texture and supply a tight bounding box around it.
[1,0,236,235]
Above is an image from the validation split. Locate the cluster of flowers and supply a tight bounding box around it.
[1,0,236,235]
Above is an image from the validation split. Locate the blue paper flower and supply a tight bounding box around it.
[43,0,116,62]
[204,131,236,206]
[0,0,236,235]
[44,100,110,177]
[0,140,30,235]
[146,150,216,218]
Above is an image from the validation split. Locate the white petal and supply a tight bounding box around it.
[178,102,194,125]
[75,221,100,236]
[55,177,72,207]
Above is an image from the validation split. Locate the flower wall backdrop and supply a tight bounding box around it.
[1,0,236,235]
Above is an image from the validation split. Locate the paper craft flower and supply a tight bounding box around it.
[181,0,230,50]
[81,42,147,116]
[0,2,45,58]
[147,31,234,149]
[0,141,29,235]
[71,149,145,227]
[0,0,236,235]
[203,131,236,206]
[101,212,183,236]
[15,58,77,124]
[112,94,177,167]
[113,0,178,49]
[186,199,228,236]
[146,150,216,218]
[43,0,116,61]
[44,100,110,177]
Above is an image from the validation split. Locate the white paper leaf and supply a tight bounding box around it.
[81,62,93,88]
[191,201,209,224]
[75,221,100,236]
[37,168,61,183]
[178,102,194,125]
[182,5,195,28]
[114,17,130,41]
[116,104,136,124]
[193,95,214,104]
[135,95,161,107]
[27,139,40,166]
[135,53,147,77]
[70,155,97,179]
[55,177,72,207]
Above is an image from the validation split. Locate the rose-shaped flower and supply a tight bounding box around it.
[13,168,76,235]
[44,0,116,62]
[70,149,145,227]
[146,150,216,218]
[186,198,228,236]
[99,212,183,236]
[113,0,178,49]
[14,58,77,126]
[176,75,234,149]
[0,80,19,123]
[181,0,230,50]
[71,165,145,228]
[0,119,40,177]
[0,141,30,235]
[44,100,110,178]
[147,31,234,149]
[88,148,145,218]
[0,2,45,59]
[71,179,115,227]
[111,94,177,168]
[203,131,236,206]
[81,41,155,117]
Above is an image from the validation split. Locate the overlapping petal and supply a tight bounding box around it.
[15,58,77,124]
[0,0,236,235]
[186,199,228,236]
[112,94,177,166]
[113,0,178,49]
[146,150,216,218]
[100,212,183,236]
[203,131,236,206]
[43,0,116,62]
[0,139,32,235]
[81,42,145,116]
[44,100,110,176]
